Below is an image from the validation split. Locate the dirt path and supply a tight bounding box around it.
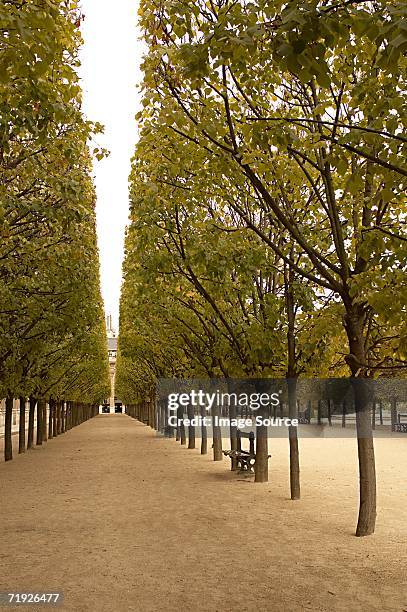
[0,414,406,612]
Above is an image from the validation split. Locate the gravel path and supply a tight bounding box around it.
[0,414,406,612]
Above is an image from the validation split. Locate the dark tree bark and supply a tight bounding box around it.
[211,404,222,461]
[42,401,47,442]
[158,400,164,435]
[284,262,300,498]
[187,404,195,449]
[200,404,207,454]
[48,399,54,439]
[61,401,65,433]
[228,391,238,470]
[390,399,397,431]
[65,401,71,430]
[353,380,376,537]
[27,397,36,449]
[344,303,376,537]
[36,399,44,445]
[177,405,186,445]
[19,396,26,454]
[254,380,269,483]
[5,397,13,461]
[254,423,268,482]
[53,399,58,435]
[287,378,300,499]
[57,400,62,434]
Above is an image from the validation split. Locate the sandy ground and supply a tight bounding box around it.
[0,414,406,612]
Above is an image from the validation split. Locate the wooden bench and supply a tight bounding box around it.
[298,410,311,424]
[224,430,271,474]
[223,430,255,473]
[394,413,407,433]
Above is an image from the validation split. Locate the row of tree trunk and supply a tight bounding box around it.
[125,390,390,539]
[127,396,276,483]
[126,394,394,480]
[126,398,156,428]
[3,398,98,462]
[127,399,212,455]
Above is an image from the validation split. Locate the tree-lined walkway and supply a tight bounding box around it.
[0,414,406,612]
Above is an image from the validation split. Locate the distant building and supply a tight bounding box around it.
[108,336,117,362]
[106,314,116,339]
[101,315,123,414]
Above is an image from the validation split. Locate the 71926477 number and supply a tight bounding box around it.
[0,592,63,606]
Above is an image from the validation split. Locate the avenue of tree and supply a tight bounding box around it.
[0,1,110,461]
[116,0,407,537]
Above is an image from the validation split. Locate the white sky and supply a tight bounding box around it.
[78,0,143,331]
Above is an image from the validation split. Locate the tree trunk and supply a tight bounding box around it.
[53,399,58,435]
[200,405,207,455]
[287,378,300,499]
[254,380,269,483]
[57,400,62,434]
[61,401,65,433]
[19,397,26,454]
[66,401,71,430]
[187,404,195,449]
[165,401,174,437]
[160,401,166,435]
[390,398,397,432]
[42,401,47,442]
[254,424,268,482]
[228,398,238,471]
[344,304,376,537]
[5,397,13,461]
[177,405,186,445]
[48,399,54,439]
[211,406,222,461]
[36,399,44,445]
[284,262,300,497]
[307,400,312,422]
[27,397,36,449]
[354,380,376,537]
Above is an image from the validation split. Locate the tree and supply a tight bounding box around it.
[133,0,406,535]
[1,0,110,459]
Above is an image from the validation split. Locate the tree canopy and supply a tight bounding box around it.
[0,0,110,404]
